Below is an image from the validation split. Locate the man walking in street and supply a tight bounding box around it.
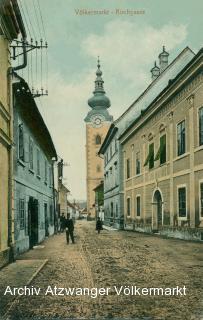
[65,214,75,244]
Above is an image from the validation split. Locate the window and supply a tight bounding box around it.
[50,205,54,225]
[200,183,203,218]
[49,167,52,186]
[127,198,131,216]
[136,152,141,175]
[136,196,141,217]
[95,135,101,145]
[110,202,114,218]
[178,187,186,218]
[115,203,118,217]
[19,199,25,229]
[45,160,47,183]
[177,120,186,156]
[96,164,101,173]
[37,149,40,176]
[29,138,34,170]
[126,158,130,179]
[18,124,24,161]
[199,107,203,146]
[160,134,166,164]
[149,143,154,169]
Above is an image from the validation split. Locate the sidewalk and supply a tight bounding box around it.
[0,257,47,319]
[103,225,118,231]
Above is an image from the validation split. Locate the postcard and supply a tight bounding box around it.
[0,0,202,319]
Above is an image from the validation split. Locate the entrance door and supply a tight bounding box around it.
[28,197,39,248]
[44,203,49,237]
[153,190,163,230]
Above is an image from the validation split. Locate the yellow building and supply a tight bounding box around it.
[85,59,113,217]
[0,0,25,267]
[120,47,203,241]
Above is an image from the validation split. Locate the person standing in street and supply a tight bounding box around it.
[65,214,75,244]
[60,212,66,233]
[96,217,103,234]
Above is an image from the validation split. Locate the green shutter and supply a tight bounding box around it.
[154,146,160,161]
[144,153,150,166]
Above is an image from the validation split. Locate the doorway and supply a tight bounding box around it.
[152,189,163,231]
[28,197,39,248]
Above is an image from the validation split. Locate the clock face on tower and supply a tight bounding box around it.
[90,114,105,128]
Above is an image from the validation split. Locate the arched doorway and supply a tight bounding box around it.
[152,189,163,231]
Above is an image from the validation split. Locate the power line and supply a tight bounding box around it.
[23,0,37,40]
[33,0,42,39]
[36,0,47,40]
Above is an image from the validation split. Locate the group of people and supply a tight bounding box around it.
[59,213,103,245]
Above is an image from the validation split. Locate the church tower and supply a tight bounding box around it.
[85,58,113,217]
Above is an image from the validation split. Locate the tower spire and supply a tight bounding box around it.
[88,57,111,109]
[94,56,105,93]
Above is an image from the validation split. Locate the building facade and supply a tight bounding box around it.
[99,47,195,230]
[0,0,25,268]
[85,59,113,217]
[13,76,57,254]
[120,48,203,241]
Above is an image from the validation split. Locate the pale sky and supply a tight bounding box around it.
[18,0,203,200]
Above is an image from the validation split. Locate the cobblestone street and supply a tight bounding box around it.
[1,221,203,320]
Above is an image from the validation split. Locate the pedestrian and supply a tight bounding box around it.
[60,212,66,233]
[65,214,75,244]
[96,217,103,234]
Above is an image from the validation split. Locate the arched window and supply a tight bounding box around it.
[95,135,101,145]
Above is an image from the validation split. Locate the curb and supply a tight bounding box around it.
[2,259,48,320]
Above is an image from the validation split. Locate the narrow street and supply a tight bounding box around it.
[2,221,203,320]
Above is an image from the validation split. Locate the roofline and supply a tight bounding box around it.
[115,46,195,125]
[98,124,118,155]
[93,181,104,191]
[13,73,57,160]
[11,0,26,37]
[119,47,203,143]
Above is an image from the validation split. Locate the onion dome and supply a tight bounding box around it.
[88,57,111,109]
[150,61,160,80]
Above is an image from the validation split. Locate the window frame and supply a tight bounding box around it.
[177,185,187,220]
[18,123,25,162]
[37,148,40,176]
[126,158,130,179]
[127,197,131,217]
[177,119,186,157]
[149,143,154,169]
[136,195,141,217]
[199,180,203,220]
[95,135,102,145]
[19,198,25,229]
[136,151,141,175]
[198,106,203,146]
[160,134,167,165]
[29,137,34,171]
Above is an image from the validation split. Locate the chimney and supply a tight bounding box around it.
[159,46,169,72]
[150,61,160,81]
